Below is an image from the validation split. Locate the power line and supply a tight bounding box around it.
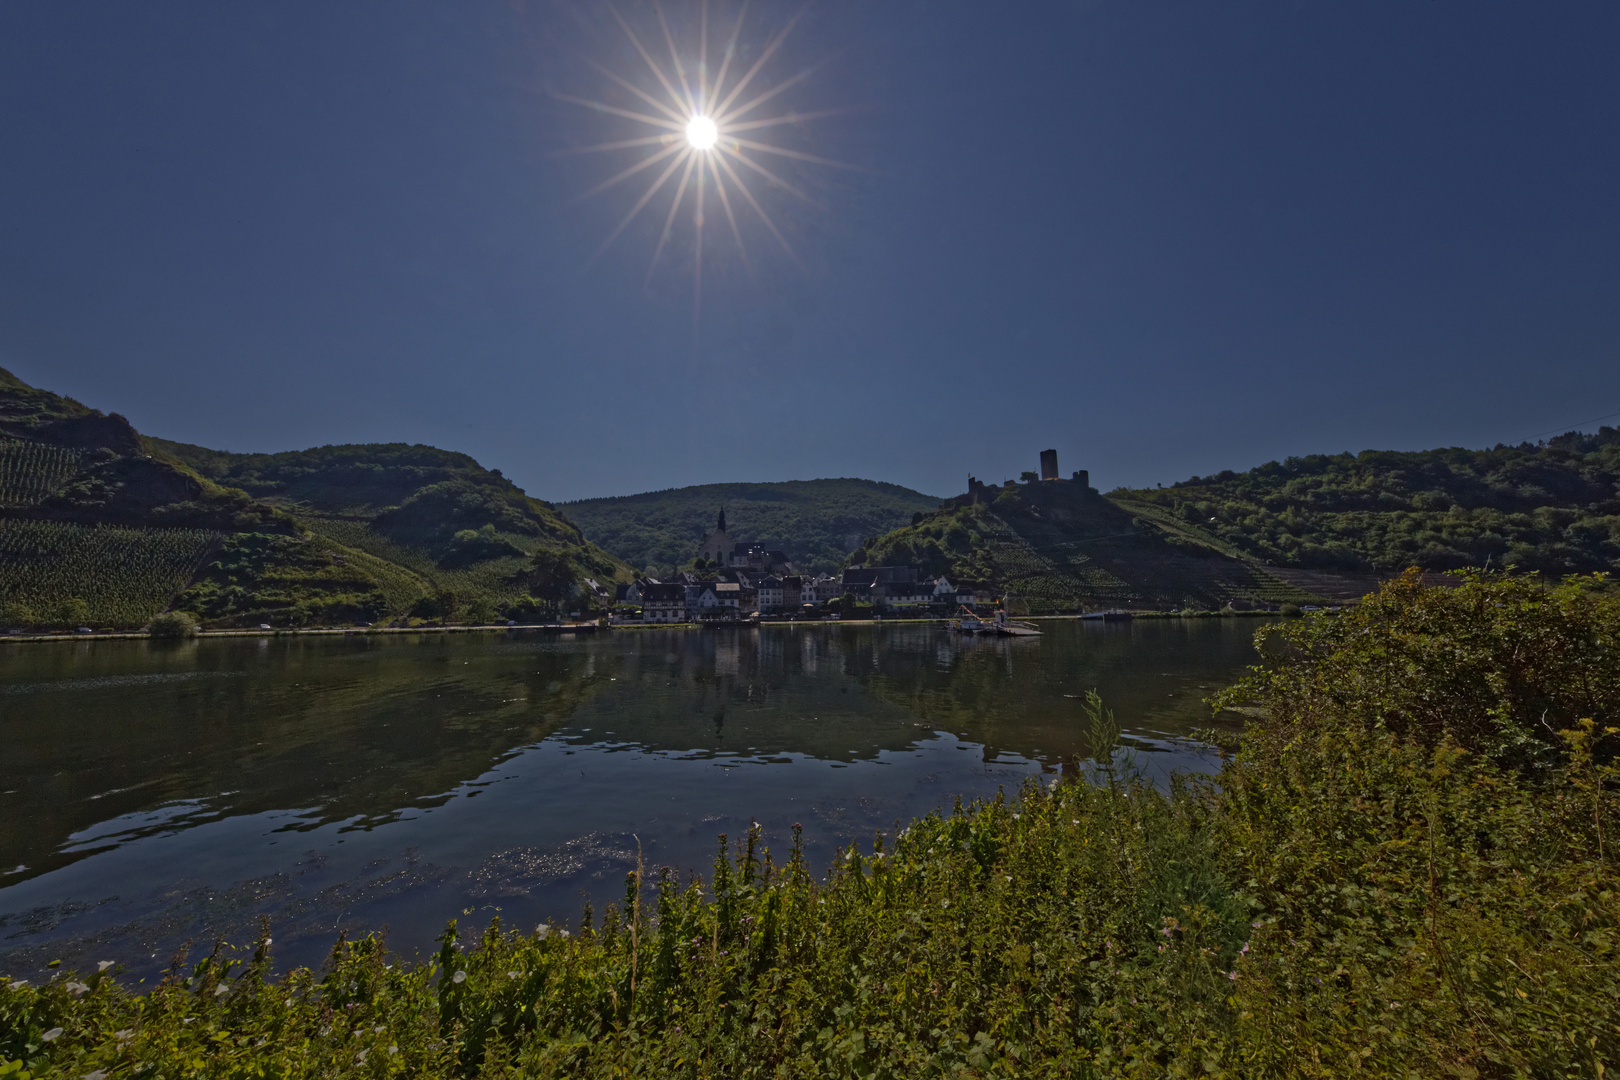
[1518,409,1620,443]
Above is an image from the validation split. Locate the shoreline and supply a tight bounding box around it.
[0,609,1292,645]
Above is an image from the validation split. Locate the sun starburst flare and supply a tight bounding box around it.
[557,1,859,317]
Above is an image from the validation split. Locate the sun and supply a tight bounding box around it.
[556,2,858,315]
[685,114,719,151]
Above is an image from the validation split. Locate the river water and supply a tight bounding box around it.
[0,619,1265,979]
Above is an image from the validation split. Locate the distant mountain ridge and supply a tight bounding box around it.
[561,479,942,575]
[0,367,629,628]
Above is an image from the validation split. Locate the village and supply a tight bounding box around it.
[603,508,990,623]
[600,507,989,624]
[597,449,1094,624]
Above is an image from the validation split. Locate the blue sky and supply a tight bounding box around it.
[2,1,1616,501]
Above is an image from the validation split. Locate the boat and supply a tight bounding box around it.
[950,604,1040,637]
[949,606,988,633]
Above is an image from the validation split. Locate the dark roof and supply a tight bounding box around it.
[642,583,686,602]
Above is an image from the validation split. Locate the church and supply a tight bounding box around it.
[696,508,794,574]
[697,507,734,565]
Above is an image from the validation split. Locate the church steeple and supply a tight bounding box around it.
[717,507,726,532]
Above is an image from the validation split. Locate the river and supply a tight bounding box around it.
[0,619,1266,979]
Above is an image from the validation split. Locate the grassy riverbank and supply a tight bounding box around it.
[3,571,1616,1077]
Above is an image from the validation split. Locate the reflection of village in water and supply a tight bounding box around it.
[557,619,1248,770]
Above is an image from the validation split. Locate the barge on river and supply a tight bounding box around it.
[949,606,1041,637]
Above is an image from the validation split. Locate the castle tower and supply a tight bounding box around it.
[1040,449,1059,481]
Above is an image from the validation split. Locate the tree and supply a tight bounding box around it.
[0,600,35,627]
[410,589,459,621]
[527,547,580,617]
[57,597,91,626]
[148,611,198,638]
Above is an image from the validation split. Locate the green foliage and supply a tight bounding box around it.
[146,610,198,638]
[863,484,1316,613]
[463,596,499,624]
[9,572,1615,1074]
[0,521,220,627]
[155,439,631,618]
[152,440,511,515]
[562,479,941,575]
[0,440,84,508]
[1216,569,1620,774]
[1210,572,1620,1074]
[2,367,627,626]
[174,532,399,627]
[1119,428,1620,574]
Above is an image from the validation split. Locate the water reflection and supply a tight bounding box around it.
[0,620,1265,978]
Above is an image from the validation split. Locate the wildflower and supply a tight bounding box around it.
[7,980,26,990]
[356,1050,368,1064]
[1240,941,1249,955]
[1161,926,1173,937]
[389,1046,399,1055]
[66,981,89,995]
[507,971,520,979]
[1228,971,1237,981]
[98,960,115,972]
[452,970,467,984]
[114,1030,134,1042]
[42,1027,64,1041]
[85,1072,109,1080]
[214,984,229,996]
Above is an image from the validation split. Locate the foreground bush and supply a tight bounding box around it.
[4,573,1617,1077]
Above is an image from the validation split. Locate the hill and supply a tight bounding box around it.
[561,479,942,575]
[1109,430,1620,576]
[861,431,1620,613]
[0,367,629,629]
[859,478,1321,613]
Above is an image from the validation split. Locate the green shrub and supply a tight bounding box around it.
[1216,567,1620,773]
[146,611,198,638]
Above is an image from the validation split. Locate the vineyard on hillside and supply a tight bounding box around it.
[0,438,85,507]
[0,521,219,626]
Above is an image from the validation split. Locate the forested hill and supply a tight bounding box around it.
[857,430,1620,613]
[561,479,942,575]
[1110,429,1620,576]
[0,366,628,629]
